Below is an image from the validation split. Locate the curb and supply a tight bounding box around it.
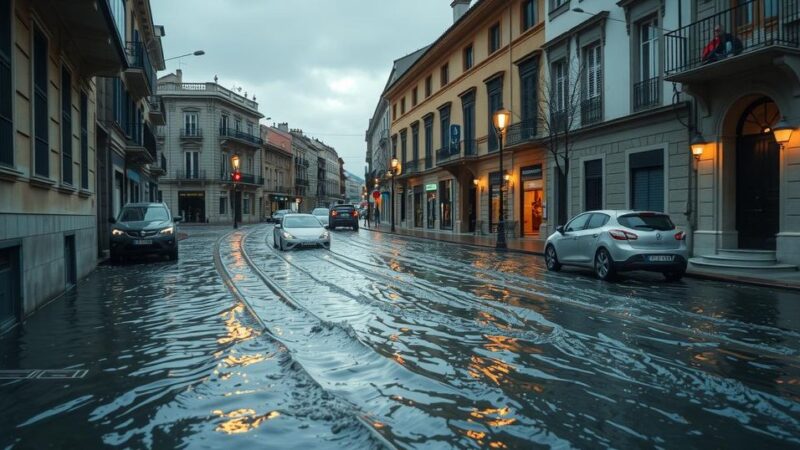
[363,227,800,291]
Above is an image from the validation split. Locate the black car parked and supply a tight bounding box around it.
[109,203,182,263]
[329,204,359,231]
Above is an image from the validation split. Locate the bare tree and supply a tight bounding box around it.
[538,58,585,226]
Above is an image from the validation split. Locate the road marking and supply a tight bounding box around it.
[0,369,88,380]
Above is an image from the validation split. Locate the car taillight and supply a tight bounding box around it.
[331,211,338,217]
[609,229,638,240]
[674,231,686,241]
[352,211,358,217]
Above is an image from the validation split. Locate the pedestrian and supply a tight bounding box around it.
[375,207,381,225]
[363,205,371,228]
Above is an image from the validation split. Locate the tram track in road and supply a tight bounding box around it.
[213,228,398,450]
[329,231,800,364]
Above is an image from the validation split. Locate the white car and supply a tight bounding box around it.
[273,213,331,251]
[311,207,329,227]
[544,210,689,281]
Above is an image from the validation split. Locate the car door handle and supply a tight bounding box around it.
[592,234,599,238]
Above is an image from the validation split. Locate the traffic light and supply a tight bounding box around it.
[231,170,241,183]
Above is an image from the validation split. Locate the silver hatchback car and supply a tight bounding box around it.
[544,210,688,281]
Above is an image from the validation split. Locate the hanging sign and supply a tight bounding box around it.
[425,183,437,191]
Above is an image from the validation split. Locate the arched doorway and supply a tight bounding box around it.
[735,97,780,249]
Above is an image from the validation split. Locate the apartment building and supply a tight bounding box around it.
[310,138,343,207]
[95,0,165,258]
[384,0,547,235]
[290,130,316,212]
[0,0,129,329]
[157,70,265,224]
[262,123,294,216]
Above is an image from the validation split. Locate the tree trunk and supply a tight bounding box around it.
[556,167,568,226]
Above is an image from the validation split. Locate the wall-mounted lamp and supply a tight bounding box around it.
[473,178,479,187]
[690,132,706,161]
[773,117,794,150]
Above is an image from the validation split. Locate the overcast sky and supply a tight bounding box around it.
[152,1,463,177]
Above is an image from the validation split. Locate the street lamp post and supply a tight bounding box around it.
[493,109,511,250]
[231,154,241,229]
[389,157,399,232]
[163,50,205,62]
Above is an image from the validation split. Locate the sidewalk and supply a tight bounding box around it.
[362,221,800,290]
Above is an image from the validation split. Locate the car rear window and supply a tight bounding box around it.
[618,213,675,231]
[333,206,354,212]
[119,206,169,222]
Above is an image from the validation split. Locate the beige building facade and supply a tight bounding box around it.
[384,0,547,237]
[0,0,131,329]
[262,123,294,217]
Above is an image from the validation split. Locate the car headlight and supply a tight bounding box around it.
[282,231,295,239]
[111,229,125,236]
[319,231,330,239]
[159,226,174,236]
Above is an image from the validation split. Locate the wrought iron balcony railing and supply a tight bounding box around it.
[581,96,603,126]
[506,119,537,147]
[435,140,478,166]
[220,127,263,146]
[633,77,661,112]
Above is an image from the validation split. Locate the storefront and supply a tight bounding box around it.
[520,164,543,236]
[413,185,423,228]
[178,191,206,223]
[439,179,453,230]
[425,183,437,229]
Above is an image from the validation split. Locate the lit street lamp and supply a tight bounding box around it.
[231,154,241,229]
[493,108,511,250]
[389,157,400,232]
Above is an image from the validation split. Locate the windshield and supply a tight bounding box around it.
[283,216,323,228]
[119,206,169,222]
[618,213,675,231]
[312,208,329,216]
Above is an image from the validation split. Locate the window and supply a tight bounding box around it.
[412,87,418,107]
[234,119,241,131]
[184,113,198,136]
[243,193,250,215]
[80,92,88,189]
[550,0,568,12]
[629,149,664,212]
[411,123,419,167]
[425,75,432,97]
[221,151,228,179]
[584,159,602,211]
[247,121,253,136]
[392,103,397,119]
[461,92,475,154]
[519,57,538,138]
[583,43,602,124]
[463,44,474,71]
[486,77,503,151]
[489,23,501,53]
[400,129,407,167]
[439,180,452,229]
[440,63,449,86]
[586,213,610,229]
[523,0,537,31]
[185,151,199,179]
[551,60,567,113]
[0,0,12,167]
[61,66,72,185]
[439,105,451,161]
[401,97,406,115]
[424,115,433,168]
[639,18,659,82]
[220,114,228,132]
[33,26,49,178]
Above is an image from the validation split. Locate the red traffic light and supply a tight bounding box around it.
[231,171,241,182]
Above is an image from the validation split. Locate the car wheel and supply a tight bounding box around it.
[168,248,178,261]
[279,239,286,252]
[110,251,122,265]
[594,248,616,281]
[663,269,685,282]
[544,245,562,272]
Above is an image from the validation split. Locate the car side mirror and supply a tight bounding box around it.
[556,225,565,234]
[108,217,116,224]
[174,216,183,223]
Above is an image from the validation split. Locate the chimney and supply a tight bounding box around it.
[451,0,470,23]
[176,69,183,83]
[277,122,289,132]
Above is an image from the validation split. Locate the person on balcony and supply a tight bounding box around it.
[702,25,743,64]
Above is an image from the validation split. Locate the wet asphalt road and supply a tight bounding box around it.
[1,224,799,449]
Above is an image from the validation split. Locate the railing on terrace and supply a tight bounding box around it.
[220,171,263,185]
[665,0,800,75]
[125,41,156,93]
[180,128,203,138]
[158,82,260,110]
[436,140,478,165]
[506,119,537,147]
[403,160,417,175]
[220,127,264,145]
[581,96,603,125]
[633,77,661,111]
[175,169,207,180]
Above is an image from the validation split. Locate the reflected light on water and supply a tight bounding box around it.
[218,304,257,345]
[213,409,280,434]
[468,355,514,385]
[484,335,542,354]
[223,353,270,368]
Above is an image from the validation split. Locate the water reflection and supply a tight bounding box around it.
[213,408,281,434]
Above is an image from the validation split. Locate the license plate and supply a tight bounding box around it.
[133,239,153,245]
[648,255,674,262]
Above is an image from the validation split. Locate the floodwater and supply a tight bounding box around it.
[1,225,799,449]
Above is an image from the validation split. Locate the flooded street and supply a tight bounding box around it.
[2,225,800,449]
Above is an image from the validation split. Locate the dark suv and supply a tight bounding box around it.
[329,204,359,231]
[109,203,182,262]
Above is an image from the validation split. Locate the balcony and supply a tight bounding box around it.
[665,0,800,84]
[633,77,661,112]
[158,82,261,116]
[150,153,167,177]
[401,160,418,176]
[581,96,603,126]
[123,41,156,100]
[295,156,310,167]
[125,122,156,164]
[219,127,263,148]
[378,129,389,146]
[506,119,538,147]
[148,96,166,126]
[175,169,207,181]
[180,128,203,140]
[436,140,478,166]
